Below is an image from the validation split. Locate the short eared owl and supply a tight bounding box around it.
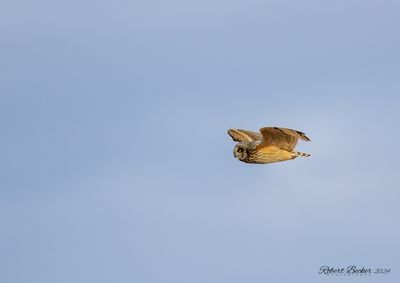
[228,127,311,164]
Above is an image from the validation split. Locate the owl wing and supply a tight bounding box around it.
[228,129,263,142]
[258,127,310,151]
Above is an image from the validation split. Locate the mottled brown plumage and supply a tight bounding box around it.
[228,126,311,164]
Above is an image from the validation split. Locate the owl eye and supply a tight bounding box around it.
[237,147,244,153]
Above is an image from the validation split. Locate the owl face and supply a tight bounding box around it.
[233,143,248,161]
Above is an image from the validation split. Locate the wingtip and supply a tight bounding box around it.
[297,130,311,141]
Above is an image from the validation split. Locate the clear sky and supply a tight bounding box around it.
[1,0,399,282]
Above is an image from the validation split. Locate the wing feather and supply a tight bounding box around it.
[227,129,263,142]
[258,127,310,151]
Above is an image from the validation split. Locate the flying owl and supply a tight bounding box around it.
[228,127,311,164]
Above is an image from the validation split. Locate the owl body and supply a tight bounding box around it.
[233,142,295,164]
[228,127,311,165]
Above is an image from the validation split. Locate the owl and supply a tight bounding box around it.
[228,126,311,164]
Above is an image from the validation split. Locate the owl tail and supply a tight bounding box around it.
[293,151,311,158]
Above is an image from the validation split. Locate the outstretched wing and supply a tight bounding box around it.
[258,127,310,151]
[228,129,263,142]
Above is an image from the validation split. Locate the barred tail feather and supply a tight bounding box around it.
[293,151,311,158]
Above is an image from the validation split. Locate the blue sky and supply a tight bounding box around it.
[1,0,399,282]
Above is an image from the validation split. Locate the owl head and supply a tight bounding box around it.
[233,143,248,161]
